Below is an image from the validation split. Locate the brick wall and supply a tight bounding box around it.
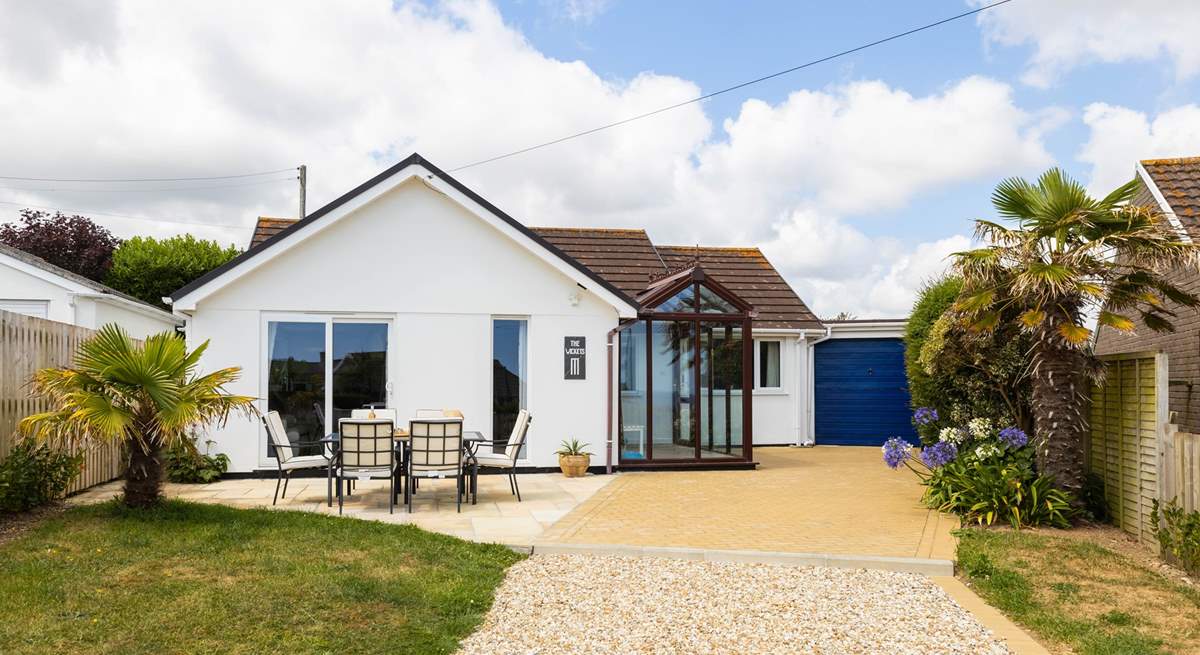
[1095,185,1200,431]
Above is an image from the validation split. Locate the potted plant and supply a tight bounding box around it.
[556,439,592,477]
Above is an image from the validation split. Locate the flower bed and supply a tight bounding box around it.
[883,409,1074,529]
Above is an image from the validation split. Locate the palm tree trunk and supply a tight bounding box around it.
[124,437,164,508]
[1030,335,1087,497]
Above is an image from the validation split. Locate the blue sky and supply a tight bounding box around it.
[1,0,1198,316]
[498,0,1196,243]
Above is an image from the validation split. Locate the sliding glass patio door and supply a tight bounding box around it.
[265,316,390,463]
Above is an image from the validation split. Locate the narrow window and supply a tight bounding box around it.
[492,318,528,457]
[758,340,781,389]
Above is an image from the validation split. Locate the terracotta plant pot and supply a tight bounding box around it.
[558,454,590,477]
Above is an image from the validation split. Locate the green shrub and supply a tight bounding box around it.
[925,457,1074,529]
[165,438,229,484]
[1151,498,1200,575]
[904,276,1032,443]
[0,441,82,512]
[104,234,240,309]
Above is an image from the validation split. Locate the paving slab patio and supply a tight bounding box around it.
[70,471,615,546]
[538,445,958,561]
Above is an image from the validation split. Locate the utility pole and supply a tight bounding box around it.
[298,164,307,219]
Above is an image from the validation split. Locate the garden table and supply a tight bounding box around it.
[320,430,482,508]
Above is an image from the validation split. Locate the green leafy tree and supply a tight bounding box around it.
[952,169,1200,495]
[19,325,256,508]
[905,276,1032,441]
[105,235,240,308]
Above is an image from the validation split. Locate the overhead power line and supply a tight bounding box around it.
[0,175,297,194]
[0,199,251,231]
[449,0,1014,172]
[0,167,298,183]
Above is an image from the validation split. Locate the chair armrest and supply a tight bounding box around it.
[271,441,327,450]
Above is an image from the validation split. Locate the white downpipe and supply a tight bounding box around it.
[803,325,834,446]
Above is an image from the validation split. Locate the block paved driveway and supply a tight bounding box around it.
[539,445,957,560]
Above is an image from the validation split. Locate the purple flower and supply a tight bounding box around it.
[882,437,913,469]
[920,440,958,468]
[998,427,1028,449]
[913,407,939,425]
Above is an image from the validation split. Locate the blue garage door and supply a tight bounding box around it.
[814,338,916,446]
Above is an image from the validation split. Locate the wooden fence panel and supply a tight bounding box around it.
[1088,352,1166,541]
[1,310,124,495]
[1163,425,1200,513]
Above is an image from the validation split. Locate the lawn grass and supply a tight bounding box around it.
[957,528,1200,655]
[0,500,524,655]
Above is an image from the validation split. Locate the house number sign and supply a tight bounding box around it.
[564,336,586,380]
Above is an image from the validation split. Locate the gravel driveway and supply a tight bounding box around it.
[458,554,1010,655]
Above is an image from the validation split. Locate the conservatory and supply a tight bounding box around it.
[617,265,755,467]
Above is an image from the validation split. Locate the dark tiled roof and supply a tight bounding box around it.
[529,227,666,297]
[1142,157,1200,233]
[250,216,297,248]
[656,245,822,330]
[244,220,818,329]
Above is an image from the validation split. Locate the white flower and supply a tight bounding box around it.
[939,426,966,445]
[974,443,1000,460]
[968,418,992,440]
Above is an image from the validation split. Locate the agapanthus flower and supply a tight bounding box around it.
[920,440,958,468]
[882,437,913,469]
[974,443,1000,460]
[968,417,992,440]
[913,407,939,425]
[939,426,967,445]
[998,426,1028,449]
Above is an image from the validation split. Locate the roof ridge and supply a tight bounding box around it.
[1142,156,1200,165]
[529,226,648,235]
[658,244,764,254]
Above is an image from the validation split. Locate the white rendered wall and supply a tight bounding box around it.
[0,264,76,324]
[752,334,805,446]
[91,300,179,339]
[185,179,619,472]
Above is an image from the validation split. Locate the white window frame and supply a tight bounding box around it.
[491,315,529,461]
[0,299,50,319]
[259,312,394,468]
[754,339,784,393]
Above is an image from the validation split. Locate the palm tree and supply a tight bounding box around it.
[953,168,1200,496]
[19,324,256,508]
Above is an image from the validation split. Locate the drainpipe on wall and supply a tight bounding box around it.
[803,324,834,446]
[606,319,637,475]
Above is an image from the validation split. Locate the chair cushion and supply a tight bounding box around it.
[473,454,515,469]
[339,466,392,479]
[280,455,327,470]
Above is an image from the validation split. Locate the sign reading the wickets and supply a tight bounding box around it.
[564,336,586,380]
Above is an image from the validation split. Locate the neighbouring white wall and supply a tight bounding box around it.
[91,299,179,340]
[187,178,619,472]
[0,263,76,324]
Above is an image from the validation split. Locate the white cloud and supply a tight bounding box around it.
[974,0,1200,87]
[0,0,1056,317]
[1079,103,1200,194]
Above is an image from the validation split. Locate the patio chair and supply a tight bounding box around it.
[407,417,466,513]
[471,410,531,502]
[263,410,329,505]
[335,418,399,515]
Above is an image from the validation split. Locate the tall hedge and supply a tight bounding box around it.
[105,235,240,309]
[904,275,1032,441]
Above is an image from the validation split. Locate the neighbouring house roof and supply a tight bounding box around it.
[251,216,297,246]
[1139,157,1200,238]
[0,242,179,321]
